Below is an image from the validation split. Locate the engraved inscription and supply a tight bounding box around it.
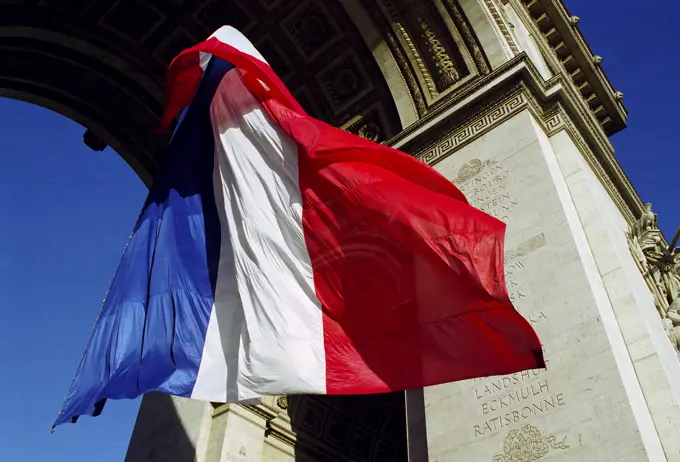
[527,311,547,326]
[505,257,529,306]
[471,235,562,439]
[455,158,565,442]
[456,159,517,224]
[473,377,565,437]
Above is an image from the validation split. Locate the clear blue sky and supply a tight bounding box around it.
[0,102,147,462]
[0,2,678,461]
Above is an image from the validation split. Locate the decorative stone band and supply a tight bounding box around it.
[388,54,643,226]
[410,82,636,225]
[441,0,491,75]
[417,86,525,165]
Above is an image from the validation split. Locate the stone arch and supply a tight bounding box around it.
[338,0,421,128]
[0,24,166,185]
[0,0,428,186]
[456,0,517,68]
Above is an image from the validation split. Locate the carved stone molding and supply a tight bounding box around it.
[214,393,408,460]
[316,50,374,115]
[419,17,462,88]
[388,53,644,225]
[342,105,389,143]
[382,0,439,95]
[441,0,491,75]
[627,205,680,353]
[373,0,482,105]
[517,0,627,136]
[418,87,525,165]
[452,158,497,184]
[285,394,407,461]
[399,0,471,92]
[483,0,520,55]
[358,0,428,117]
[276,395,289,410]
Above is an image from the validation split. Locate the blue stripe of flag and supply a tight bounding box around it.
[55,57,234,427]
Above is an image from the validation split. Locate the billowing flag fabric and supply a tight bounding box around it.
[55,26,544,427]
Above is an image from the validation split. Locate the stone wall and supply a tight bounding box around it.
[422,110,657,461]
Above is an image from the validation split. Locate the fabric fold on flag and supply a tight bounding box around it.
[55,26,544,428]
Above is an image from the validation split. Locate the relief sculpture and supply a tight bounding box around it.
[385,0,467,94]
[492,424,569,462]
[453,158,497,184]
[627,203,680,353]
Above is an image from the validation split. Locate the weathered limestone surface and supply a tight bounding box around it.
[424,110,657,461]
[551,129,680,460]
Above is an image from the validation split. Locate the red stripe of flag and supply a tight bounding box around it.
[159,34,545,394]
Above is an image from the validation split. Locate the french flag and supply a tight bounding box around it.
[55,27,544,427]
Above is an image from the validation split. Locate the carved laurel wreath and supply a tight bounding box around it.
[276,395,288,410]
[492,424,569,462]
[455,158,497,184]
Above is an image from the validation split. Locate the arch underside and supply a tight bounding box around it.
[1,2,494,458]
[0,0,410,185]
[287,393,408,461]
[0,0,492,186]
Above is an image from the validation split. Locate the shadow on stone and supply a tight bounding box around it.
[125,393,196,462]
[288,393,408,462]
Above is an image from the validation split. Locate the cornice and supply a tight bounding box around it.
[518,0,627,136]
[386,53,644,224]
